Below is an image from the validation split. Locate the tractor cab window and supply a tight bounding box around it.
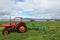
[14,18,23,24]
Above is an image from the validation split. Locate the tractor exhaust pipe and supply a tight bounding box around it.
[10,16,11,25]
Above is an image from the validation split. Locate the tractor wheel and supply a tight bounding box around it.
[18,26,27,33]
[2,29,10,35]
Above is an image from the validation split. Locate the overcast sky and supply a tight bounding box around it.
[0,0,60,19]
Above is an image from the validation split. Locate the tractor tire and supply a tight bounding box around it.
[2,29,10,35]
[17,23,27,33]
[2,27,12,35]
[18,26,27,33]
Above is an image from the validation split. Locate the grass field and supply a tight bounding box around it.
[0,21,60,40]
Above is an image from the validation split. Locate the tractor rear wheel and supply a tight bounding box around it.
[17,25,27,33]
[2,29,10,35]
[19,26,26,33]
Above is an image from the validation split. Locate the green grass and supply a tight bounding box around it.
[0,21,60,40]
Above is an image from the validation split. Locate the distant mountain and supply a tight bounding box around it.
[23,18,60,20]
[23,18,33,20]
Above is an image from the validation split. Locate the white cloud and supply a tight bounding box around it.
[0,0,60,19]
[18,11,23,13]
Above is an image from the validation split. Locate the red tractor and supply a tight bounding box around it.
[2,17,27,35]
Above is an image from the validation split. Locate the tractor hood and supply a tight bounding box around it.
[3,23,15,27]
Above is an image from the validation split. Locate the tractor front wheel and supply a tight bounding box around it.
[2,29,10,35]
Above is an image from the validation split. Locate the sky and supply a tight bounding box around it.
[0,0,60,19]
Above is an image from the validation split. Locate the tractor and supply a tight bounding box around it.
[2,17,27,35]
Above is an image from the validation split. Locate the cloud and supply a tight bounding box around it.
[0,0,60,19]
